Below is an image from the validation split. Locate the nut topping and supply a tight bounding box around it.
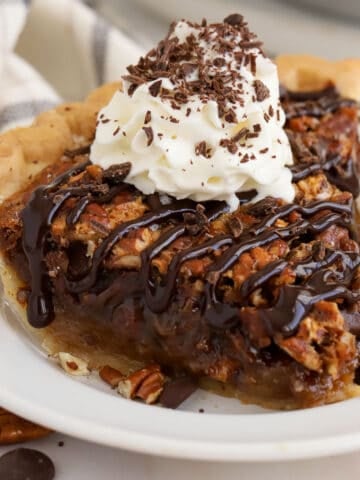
[0,408,51,445]
[117,365,165,404]
[99,365,124,388]
[57,352,89,376]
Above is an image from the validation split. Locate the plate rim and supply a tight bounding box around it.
[2,299,360,462]
[2,383,360,462]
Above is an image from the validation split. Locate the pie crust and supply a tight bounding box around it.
[0,56,359,410]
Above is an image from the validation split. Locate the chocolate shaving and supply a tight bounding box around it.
[144,110,152,124]
[149,79,162,97]
[246,197,279,217]
[143,126,154,146]
[123,17,266,122]
[240,40,263,49]
[102,163,132,185]
[246,132,259,139]
[253,80,270,102]
[159,377,198,409]
[214,57,226,67]
[183,204,208,236]
[224,109,237,123]
[195,141,212,158]
[181,62,197,76]
[232,127,249,142]
[220,138,238,154]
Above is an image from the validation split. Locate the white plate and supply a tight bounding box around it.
[2,302,360,463]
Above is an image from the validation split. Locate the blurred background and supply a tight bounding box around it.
[92,0,360,58]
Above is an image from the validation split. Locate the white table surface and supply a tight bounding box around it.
[1,433,360,479]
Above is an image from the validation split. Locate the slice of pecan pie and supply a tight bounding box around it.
[0,17,359,410]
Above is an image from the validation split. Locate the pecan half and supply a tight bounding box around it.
[0,408,51,445]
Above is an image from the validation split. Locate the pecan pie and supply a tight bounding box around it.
[0,17,359,410]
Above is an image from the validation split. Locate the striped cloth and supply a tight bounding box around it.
[0,0,142,133]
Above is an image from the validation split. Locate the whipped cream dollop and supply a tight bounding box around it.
[91,14,294,211]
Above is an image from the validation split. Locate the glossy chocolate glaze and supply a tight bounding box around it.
[21,160,90,327]
[20,88,360,338]
[22,156,358,338]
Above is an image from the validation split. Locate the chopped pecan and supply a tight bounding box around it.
[117,365,165,404]
[0,408,51,444]
[227,216,243,238]
[99,365,124,388]
[57,352,89,376]
[275,301,356,377]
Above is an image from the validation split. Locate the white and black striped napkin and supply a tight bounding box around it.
[0,0,142,133]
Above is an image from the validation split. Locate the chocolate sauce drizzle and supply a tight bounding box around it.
[21,152,359,338]
[21,160,90,327]
[20,86,360,336]
[281,85,356,120]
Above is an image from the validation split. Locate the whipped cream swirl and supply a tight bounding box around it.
[91,15,294,211]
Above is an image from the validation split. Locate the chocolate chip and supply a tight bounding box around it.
[223,14,244,26]
[0,448,55,480]
[159,377,198,409]
[102,162,132,185]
